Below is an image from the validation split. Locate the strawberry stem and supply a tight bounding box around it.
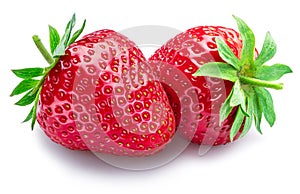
[239,75,283,90]
[32,35,54,65]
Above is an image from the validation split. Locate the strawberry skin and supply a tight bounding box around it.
[150,26,241,145]
[150,16,291,146]
[37,30,175,156]
[12,16,175,156]
[11,15,291,156]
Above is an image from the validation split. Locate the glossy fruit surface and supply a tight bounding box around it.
[11,15,175,156]
[150,16,291,145]
[150,26,240,145]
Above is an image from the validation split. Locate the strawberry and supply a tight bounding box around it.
[149,16,292,145]
[11,14,175,156]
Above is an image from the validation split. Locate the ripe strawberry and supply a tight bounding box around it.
[11,14,175,156]
[149,16,292,145]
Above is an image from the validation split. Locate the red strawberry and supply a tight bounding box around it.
[149,16,291,145]
[11,14,175,156]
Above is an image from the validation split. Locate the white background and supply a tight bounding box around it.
[1,0,299,193]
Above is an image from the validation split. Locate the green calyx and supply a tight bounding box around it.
[11,14,86,130]
[193,15,292,141]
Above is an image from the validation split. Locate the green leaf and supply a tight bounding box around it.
[220,89,234,124]
[252,91,263,134]
[254,32,277,67]
[255,64,292,81]
[239,97,253,138]
[233,15,255,66]
[230,107,245,141]
[23,106,34,123]
[192,62,238,82]
[53,14,76,57]
[215,38,241,70]
[255,87,276,127]
[31,116,37,130]
[68,19,86,46]
[240,115,253,139]
[12,68,44,79]
[230,80,248,116]
[15,89,38,106]
[10,79,39,96]
[240,98,249,117]
[230,80,245,107]
[31,87,42,130]
[49,25,60,54]
[62,14,76,47]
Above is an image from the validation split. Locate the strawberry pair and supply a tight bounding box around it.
[11,14,291,156]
